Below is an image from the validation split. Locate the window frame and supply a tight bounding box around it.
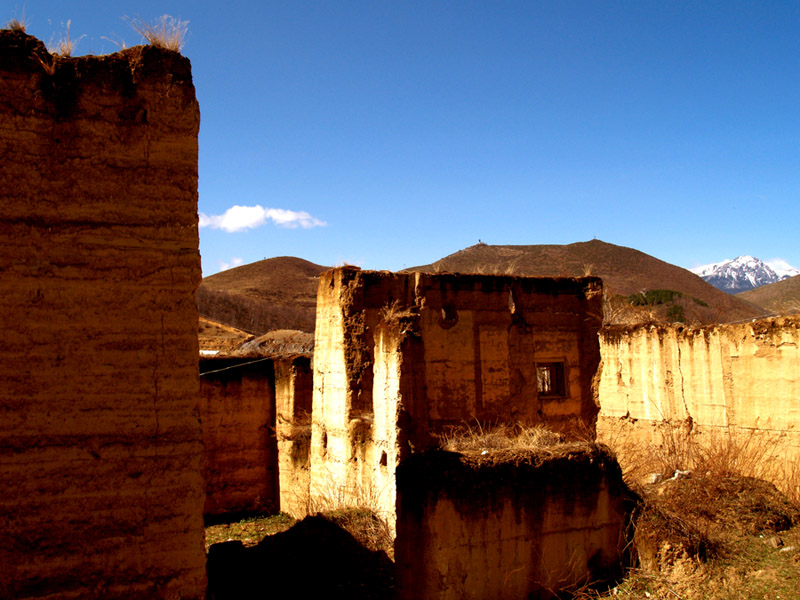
[535,361,567,398]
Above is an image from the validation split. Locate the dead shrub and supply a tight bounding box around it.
[280,409,312,443]
[782,457,800,506]
[306,478,395,560]
[308,476,394,527]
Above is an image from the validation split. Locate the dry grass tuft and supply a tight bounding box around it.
[128,14,188,52]
[306,478,395,559]
[5,17,27,32]
[379,299,414,322]
[325,509,395,558]
[48,20,84,57]
[437,421,565,452]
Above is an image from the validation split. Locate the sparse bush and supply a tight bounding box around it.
[626,289,684,307]
[379,299,414,323]
[127,14,188,52]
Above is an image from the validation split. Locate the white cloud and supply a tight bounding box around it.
[218,257,243,272]
[199,204,326,232]
[766,258,800,278]
[767,257,792,270]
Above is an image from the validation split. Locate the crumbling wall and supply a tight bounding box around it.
[395,446,635,600]
[200,358,278,518]
[309,267,603,522]
[0,32,205,598]
[275,356,313,517]
[598,316,800,457]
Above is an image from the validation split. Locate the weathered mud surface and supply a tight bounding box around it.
[1,31,205,598]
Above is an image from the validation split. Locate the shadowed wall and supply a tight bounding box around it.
[0,32,205,599]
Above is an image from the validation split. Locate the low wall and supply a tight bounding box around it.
[0,32,205,598]
[395,446,635,600]
[598,317,800,459]
[200,358,278,519]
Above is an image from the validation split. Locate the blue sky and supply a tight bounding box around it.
[13,2,800,276]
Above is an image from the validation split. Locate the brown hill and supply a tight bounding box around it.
[737,275,800,316]
[197,257,328,334]
[198,316,254,353]
[408,240,765,325]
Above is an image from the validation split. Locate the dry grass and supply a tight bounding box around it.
[590,417,800,600]
[324,509,395,559]
[48,20,84,57]
[308,477,388,516]
[5,17,27,32]
[281,478,395,559]
[379,299,414,322]
[128,14,188,52]
[437,421,565,452]
[598,418,800,504]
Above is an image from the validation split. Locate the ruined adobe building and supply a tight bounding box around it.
[598,316,800,463]
[0,32,206,598]
[306,268,636,598]
[308,267,605,520]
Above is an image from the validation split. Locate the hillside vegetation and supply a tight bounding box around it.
[738,274,800,316]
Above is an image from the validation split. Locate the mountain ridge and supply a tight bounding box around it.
[690,256,799,294]
[196,240,770,336]
[407,240,765,325]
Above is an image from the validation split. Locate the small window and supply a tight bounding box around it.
[536,362,566,397]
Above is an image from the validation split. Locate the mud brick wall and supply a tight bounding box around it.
[395,446,635,600]
[598,316,800,461]
[200,357,278,519]
[309,267,603,523]
[275,356,314,517]
[0,32,205,598]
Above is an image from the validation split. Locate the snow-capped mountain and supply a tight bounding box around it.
[690,256,800,294]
